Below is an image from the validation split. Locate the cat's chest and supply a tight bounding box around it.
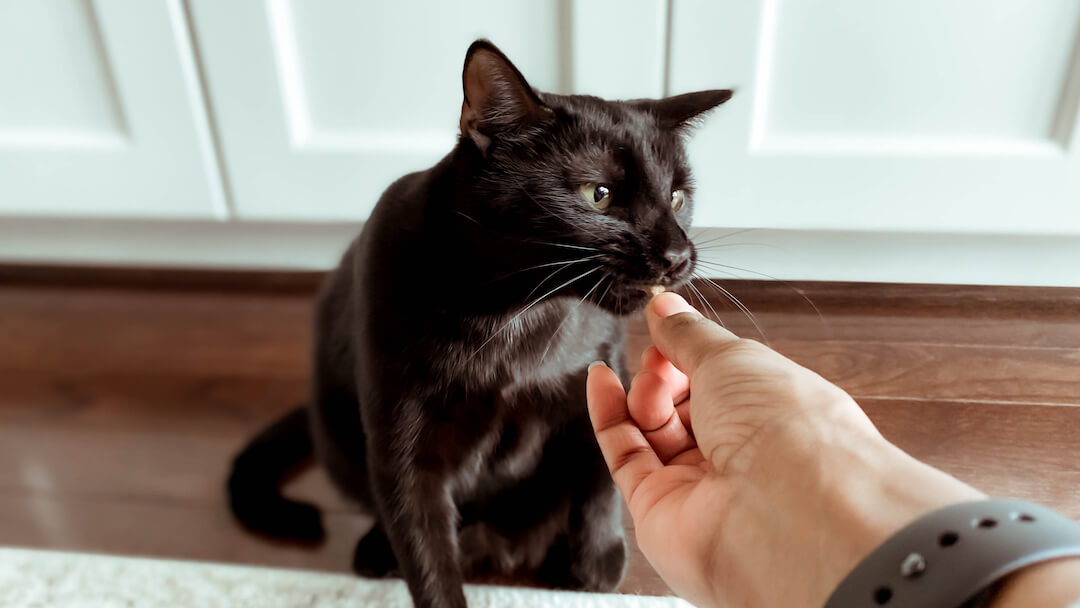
[452,300,613,385]
[446,393,559,502]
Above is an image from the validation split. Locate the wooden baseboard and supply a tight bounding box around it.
[689,279,1080,316]
[0,263,326,293]
[2,263,1078,317]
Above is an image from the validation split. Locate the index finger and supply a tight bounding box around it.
[586,362,662,506]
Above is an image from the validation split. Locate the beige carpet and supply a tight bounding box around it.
[0,547,691,607]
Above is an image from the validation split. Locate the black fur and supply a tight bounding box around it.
[228,40,731,608]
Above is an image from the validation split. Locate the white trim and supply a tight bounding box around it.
[752,134,1065,158]
[692,227,1080,287]
[0,219,1077,287]
[0,218,359,270]
[266,0,310,144]
[748,0,779,152]
[0,130,128,149]
[171,0,231,220]
[658,0,672,97]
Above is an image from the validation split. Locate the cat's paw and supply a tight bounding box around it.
[459,523,514,576]
[351,526,399,578]
[572,539,628,592]
[537,536,628,592]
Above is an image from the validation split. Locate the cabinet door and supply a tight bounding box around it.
[0,0,225,219]
[669,0,1080,235]
[189,0,667,221]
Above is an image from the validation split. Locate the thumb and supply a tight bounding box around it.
[646,292,741,376]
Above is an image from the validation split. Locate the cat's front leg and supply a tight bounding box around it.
[366,409,467,608]
[569,465,628,591]
[543,418,628,592]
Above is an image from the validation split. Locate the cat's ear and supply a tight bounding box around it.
[460,40,549,153]
[636,89,734,130]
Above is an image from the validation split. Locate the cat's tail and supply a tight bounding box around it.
[227,406,325,543]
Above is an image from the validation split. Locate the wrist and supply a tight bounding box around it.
[709,418,984,607]
[988,558,1080,608]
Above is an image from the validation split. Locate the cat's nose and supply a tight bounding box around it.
[662,248,692,276]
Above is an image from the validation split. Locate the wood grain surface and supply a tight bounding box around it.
[1,267,1077,598]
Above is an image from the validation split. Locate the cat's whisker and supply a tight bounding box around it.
[512,180,583,232]
[523,257,601,302]
[687,277,726,329]
[690,228,759,248]
[695,260,825,327]
[683,278,703,311]
[471,265,603,359]
[523,256,602,272]
[684,280,705,314]
[538,272,607,363]
[695,275,769,344]
[451,206,600,253]
[693,242,782,253]
[595,272,614,308]
[488,255,602,285]
[693,264,741,280]
[454,211,482,225]
[694,282,726,329]
[527,240,599,252]
[685,279,706,320]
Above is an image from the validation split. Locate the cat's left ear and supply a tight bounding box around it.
[460,40,550,153]
[636,89,734,130]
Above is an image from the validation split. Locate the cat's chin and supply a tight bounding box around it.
[594,288,658,316]
[594,279,694,316]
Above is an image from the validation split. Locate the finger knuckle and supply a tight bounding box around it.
[611,445,653,474]
[699,336,760,364]
[664,311,707,333]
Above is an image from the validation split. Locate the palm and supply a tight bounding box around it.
[635,458,734,597]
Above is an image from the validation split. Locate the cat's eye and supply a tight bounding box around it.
[671,189,685,211]
[580,183,612,210]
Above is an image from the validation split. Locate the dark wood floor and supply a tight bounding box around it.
[1,267,1078,597]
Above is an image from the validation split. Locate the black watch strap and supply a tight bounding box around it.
[824,499,1080,608]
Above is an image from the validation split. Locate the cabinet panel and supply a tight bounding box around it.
[0,0,223,219]
[287,1,562,136]
[0,0,125,140]
[669,0,1080,235]
[191,0,666,221]
[764,0,1079,142]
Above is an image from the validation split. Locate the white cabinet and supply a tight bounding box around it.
[0,1,1077,285]
[187,0,666,221]
[0,0,225,219]
[670,0,1080,235]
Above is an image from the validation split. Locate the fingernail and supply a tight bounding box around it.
[588,360,607,371]
[653,292,698,318]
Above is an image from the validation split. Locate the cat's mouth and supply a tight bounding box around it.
[639,285,666,297]
[584,248,697,315]
[596,277,692,315]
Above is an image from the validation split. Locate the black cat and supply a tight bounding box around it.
[228,40,730,608]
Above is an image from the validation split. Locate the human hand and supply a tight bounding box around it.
[587,292,981,606]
